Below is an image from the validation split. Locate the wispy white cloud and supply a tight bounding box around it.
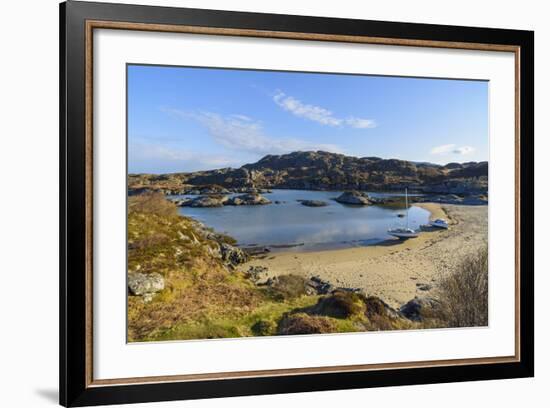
[129,139,238,172]
[273,91,342,126]
[345,117,377,129]
[430,144,475,155]
[452,146,475,155]
[273,91,376,129]
[162,107,343,155]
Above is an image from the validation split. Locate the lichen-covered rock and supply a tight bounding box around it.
[335,191,371,205]
[220,243,248,266]
[246,265,269,283]
[128,272,165,298]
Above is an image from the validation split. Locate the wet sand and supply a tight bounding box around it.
[239,203,488,308]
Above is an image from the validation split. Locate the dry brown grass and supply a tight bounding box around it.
[437,245,488,327]
[266,274,309,300]
[278,313,337,335]
[128,192,178,217]
[127,193,265,341]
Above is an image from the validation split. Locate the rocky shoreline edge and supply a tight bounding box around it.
[160,188,488,208]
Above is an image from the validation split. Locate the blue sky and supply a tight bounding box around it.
[128,65,488,174]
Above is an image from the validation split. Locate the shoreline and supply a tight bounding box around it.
[238,203,487,308]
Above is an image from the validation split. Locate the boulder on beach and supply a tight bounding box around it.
[335,191,371,205]
[298,199,328,207]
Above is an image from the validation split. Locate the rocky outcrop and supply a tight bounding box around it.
[186,195,227,207]
[414,193,488,205]
[246,265,270,283]
[399,297,441,321]
[363,296,402,320]
[298,199,328,207]
[171,198,192,207]
[128,272,165,302]
[176,193,272,207]
[226,193,271,206]
[306,276,336,294]
[220,243,248,266]
[335,191,371,205]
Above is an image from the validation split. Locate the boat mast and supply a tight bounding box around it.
[405,187,409,229]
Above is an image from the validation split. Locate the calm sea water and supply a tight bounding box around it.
[177,190,430,251]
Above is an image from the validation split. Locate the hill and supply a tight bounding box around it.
[129,150,488,195]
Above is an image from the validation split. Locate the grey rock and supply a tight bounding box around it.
[173,198,192,207]
[247,266,269,283]
[364,296,402,320]
[306,276,335,294]
[298,199,328,207]
[220,243,248,266]
[207,242,222,259]
[416,283,433,291]
[242,246,271,256]
[226,193,271,206]
[400,297,441,321]
[128,272,165,297]
[335,191,371,205]
[187,195,227,207]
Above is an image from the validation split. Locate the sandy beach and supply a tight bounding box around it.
[239,203,488,308]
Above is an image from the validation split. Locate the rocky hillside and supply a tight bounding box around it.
[129,150,488,195]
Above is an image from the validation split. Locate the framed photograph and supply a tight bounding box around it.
[60,1,534,406]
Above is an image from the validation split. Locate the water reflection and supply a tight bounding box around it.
[178,189,430,251]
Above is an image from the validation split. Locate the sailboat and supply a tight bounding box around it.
[388,188,419,239]
[430,218,449,229]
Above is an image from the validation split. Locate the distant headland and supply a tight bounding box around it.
[128,150,488,197]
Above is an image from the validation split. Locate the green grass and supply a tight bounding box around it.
[144,294,321,341]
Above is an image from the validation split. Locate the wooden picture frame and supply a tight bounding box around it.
[60,1,534,406]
